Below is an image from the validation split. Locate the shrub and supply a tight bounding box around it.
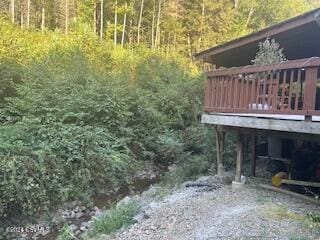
[0,35,204,221]
[0,121,135,218]
[90,202,139,236]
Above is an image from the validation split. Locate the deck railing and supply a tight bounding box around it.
[204,57,320,116]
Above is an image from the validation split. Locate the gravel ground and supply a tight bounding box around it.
[105,180,320,240]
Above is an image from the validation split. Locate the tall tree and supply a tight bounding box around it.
[26,0,30,28]
[41,1,45,31]
[155,0,162,48]
[65,0,69,34]
[93,1,97,33]
[114,0,118,45]
[10,0,15,23]
[151,0,156,48]
[121,2,127,47]
[100,0,103,40]
[137,0,144,44]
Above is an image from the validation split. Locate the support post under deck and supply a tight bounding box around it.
[214,126,226,176]
[235,131,243,183]
[251,135,256,177]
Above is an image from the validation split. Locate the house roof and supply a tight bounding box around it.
[195,8,320,68]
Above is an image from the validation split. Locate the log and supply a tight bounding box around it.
[259,184,320,205]
[281,179,320,188]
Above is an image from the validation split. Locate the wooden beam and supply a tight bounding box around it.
[281,179,320,188]
[214,126,226,176]
[224,126,320,143]
[235,131,243,183]
[251,135,256,177]
[205,58,320,77]
[259,184,320,205]
[202,114,320,135]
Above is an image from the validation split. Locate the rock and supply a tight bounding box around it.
[69,224,78,232]
[75,212,83,219]
[70,211,76,218]
[168,164,177,172]
[141,186,162,200]
[80,222,89,230]
[93,206,99,212]
[116,196,132,209]
[196,176,213,183]
[133,211,150,223]
[95,209,107,218]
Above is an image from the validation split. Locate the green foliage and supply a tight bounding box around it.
[0,121,135,217]
[307,212,320,223]
[57,225,76,240]
[90,202,139,236]
[0,25,205,220]
[307,212,320,229]
[252,38,287,65]
[289,236,310,240]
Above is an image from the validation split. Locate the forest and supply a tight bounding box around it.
[1,0,320,238]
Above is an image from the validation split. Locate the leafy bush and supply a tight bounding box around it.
[0,24,205,221]
[0,122,135,217]
[252,38,287,65]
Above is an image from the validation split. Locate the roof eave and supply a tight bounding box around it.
[195,8,320,63]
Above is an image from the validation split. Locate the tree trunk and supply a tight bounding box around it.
[20,9,23,28]
[199,0,205,49]
[41,5,45,32]
[10,0,15,24]
[100,0,104,40]
[155,0,162,48]
[114,0,118,46]
[26,0,30,28]
[187,33,192,58]
[93,2,97,33]
[234,0,239,8]
[65,0,69,34]
[244,6,254,30]
[129,18,133,48]
[137,0,144,44]
[151,0,155,48]
[121,2,127,47]
[166,32,171,56]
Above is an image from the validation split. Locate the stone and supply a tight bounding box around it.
[232,181,245,190]
[141,186,161,200]
[75,212,83,219]
[69,224,78,232]
[116,196,132,209]
[70,211,76,218]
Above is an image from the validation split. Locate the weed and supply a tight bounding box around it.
[90,201,139,236]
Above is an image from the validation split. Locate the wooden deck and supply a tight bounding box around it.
[204,58,320,118]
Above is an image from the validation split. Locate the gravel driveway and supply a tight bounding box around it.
[105,181,320,240]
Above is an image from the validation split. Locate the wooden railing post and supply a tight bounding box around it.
[304,67,318,117]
